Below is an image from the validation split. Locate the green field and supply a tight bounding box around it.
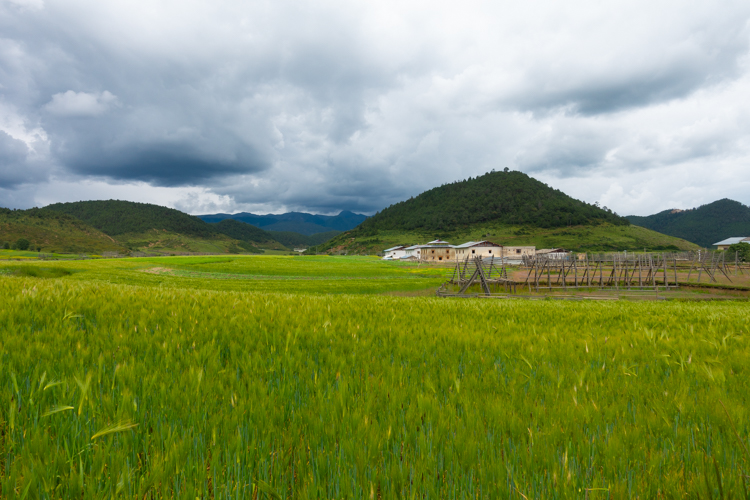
[1,256,750,498]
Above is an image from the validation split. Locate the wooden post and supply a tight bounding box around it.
[697,253,703,283]
[624,256,630,290]
[547,258,552,290]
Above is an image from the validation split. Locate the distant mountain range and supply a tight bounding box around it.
[627,199,750,248]
[197,210,368,235]
[30,200,344,254]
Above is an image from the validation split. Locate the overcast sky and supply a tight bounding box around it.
[2,0,750,216]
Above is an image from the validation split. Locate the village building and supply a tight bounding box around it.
[454,241,503,259]
[501,246,536,259]
[536,248,570,259]
[382,245,408,260]
[713,237,750,251]
[421,240,455,261]
[382,238,537,263]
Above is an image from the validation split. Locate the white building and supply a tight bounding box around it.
[713,237,750,251]
[382,246,408,260]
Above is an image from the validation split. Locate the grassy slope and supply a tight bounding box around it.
[267,229,341,248]
[210,219,288,250]
[0,209,127,254]
[322,222,700,254]
[115,230,254,254]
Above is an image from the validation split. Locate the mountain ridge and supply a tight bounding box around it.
[627,199,750,247]
[197,210,368,235]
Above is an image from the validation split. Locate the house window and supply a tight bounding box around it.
[516,249,521,254]
[439,257,442,261]
[472,250,475,254]
[489,250,492,253]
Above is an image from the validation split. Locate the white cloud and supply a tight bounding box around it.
[0,0,749,214]
[44,90,118,117]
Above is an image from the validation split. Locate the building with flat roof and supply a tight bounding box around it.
[713,237,750,250]
[454,241,502,259]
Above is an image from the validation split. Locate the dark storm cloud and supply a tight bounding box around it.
[1,0,750,215]
[0,131,29,187]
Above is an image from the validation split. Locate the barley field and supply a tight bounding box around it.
[1,256,749,498]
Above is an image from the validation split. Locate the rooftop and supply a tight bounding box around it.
[713,237,750,246]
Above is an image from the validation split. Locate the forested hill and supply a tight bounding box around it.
[627,199,750,247]
[45,200,219,237]
[354,170,628,234]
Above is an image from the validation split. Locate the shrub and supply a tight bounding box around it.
[15,238,30,251]
[727,242,750,262]
[2,241,9,250]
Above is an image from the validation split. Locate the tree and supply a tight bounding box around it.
[2,242,9,250]
[727,242,750,262]
[14,238,30,251]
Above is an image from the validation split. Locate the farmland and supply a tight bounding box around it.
[1,255,750,498]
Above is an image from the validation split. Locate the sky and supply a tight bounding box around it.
[1,0,750,216]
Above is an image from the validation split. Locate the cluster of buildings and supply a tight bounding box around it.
[383,239,567,263]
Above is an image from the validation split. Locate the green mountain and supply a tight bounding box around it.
[355,170,627,234]
[627,199,750,248]
[43,200,257,254]
[322,171,697,254]
[46,200,218,238]
[0,207,127,254]
[211,219,286,252]
[209,219,340,249]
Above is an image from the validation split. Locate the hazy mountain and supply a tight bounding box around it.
[197,210,368,235]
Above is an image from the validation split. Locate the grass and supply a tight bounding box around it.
[1,255,749,498]
[0,255,447,295]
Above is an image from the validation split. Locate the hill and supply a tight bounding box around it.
[211,219,286,251]
[43,200,267,254]
[627,199,750,248]
[0,207,127,254]
[209,219,340,250]
[198,210,367,235]
[353,170,628,235]
[267,230,341,249]
[46,200,218,238]
[321,171,697,254]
